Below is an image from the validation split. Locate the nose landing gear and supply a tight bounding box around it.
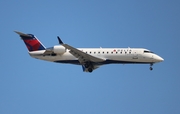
[150,63,153,71]
[150,67,153,70]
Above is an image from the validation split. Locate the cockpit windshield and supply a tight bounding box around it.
[144,50,154,53]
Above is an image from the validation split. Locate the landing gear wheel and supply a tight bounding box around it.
[88,68,93,73]
[150,67,153,71]
[150,63,153,71]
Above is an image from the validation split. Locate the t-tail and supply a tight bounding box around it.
[15,31,46,52]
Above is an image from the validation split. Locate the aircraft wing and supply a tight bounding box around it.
[62,44,106,64]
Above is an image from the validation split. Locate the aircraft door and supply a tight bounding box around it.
[133,52,138,59]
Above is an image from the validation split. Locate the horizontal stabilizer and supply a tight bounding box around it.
[14,31,32,37]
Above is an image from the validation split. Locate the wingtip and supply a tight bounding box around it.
[57,36,64,44]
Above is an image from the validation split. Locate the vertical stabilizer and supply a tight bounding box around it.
[15,31,46,52]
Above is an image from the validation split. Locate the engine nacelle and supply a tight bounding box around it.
[53,45,66,54]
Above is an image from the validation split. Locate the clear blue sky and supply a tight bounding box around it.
[0,0,180,114]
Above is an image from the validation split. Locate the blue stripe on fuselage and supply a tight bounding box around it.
[54,60,151,65]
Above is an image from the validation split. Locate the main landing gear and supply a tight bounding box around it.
[150,63,153,71]
[88,68,93,73]
[84,62,93,73]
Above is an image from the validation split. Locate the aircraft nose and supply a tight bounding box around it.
[154,55,164,62]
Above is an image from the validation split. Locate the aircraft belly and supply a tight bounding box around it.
[30,51,152,65]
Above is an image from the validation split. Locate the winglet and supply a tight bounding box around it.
[57,36,64,44]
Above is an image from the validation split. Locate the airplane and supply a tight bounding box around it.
[15,31,164,73]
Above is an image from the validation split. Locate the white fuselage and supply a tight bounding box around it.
[14,31,164,72]
[29,48,163,65]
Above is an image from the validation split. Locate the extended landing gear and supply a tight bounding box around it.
[85,62,93,73]
[150,67,153,71]
[150,63,153,71]
[85,62,91,68]
[88,68,93,73]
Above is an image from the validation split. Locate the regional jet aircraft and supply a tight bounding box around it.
[15,31,164,73]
